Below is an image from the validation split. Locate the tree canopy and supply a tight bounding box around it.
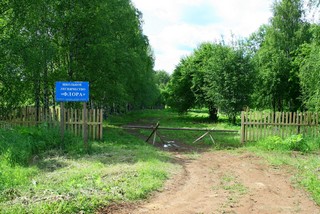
[165,0,320,122]
[166,41,254,123]
[1,0,320,121]
[0,0,160,115]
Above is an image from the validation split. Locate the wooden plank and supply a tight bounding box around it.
[152,131,157,145]
[255,112,259,141]
[83,103,88,151]
[93,109,96,140]
[60,103,65,143]
[270,112,273,137]
[312,112,315,137]
[316,113,319,137]
[248,111,252,141]
[276,112,280,137]
[289,112,292,136]
[146,122,160,143]
[244,108,250,142]
[193,131,210,144]
[296,112,300,134]
[124,125,238,133]
[304,112,308,135]
[79,109,82,137]
[74,109,78,136]
[255,111,258,140]
[263,112,267,139]
[292,112,296,135]
[281,112,284,137]
[258,111,262,141]
[251,111,254,141]
[70,109,73,135]
[241,111,245,143]
[100,109,103,140]
[285,112,289,138]
[272,112,276,137]
[246,111,250,141]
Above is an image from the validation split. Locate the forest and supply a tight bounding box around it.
[0,0,160,117]
[0,0,320,121]
[165,0,320,123]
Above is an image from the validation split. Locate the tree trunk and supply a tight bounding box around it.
[209,106,218,122]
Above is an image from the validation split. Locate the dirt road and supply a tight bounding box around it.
[106,150,319,214]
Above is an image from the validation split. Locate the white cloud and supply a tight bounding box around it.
[132,0,273,73]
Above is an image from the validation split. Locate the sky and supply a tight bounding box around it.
[131,0,274,73]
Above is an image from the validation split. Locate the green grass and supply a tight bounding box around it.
[0,124,178,213]
[245,135,320,205]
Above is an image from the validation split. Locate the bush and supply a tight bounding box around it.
[0,125,79,166]
[256,134,313,153]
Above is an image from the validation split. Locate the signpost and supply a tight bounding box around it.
[55,82,89,102]
[55,82,89,151]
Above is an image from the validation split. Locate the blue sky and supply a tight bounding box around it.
[131,0,274,73]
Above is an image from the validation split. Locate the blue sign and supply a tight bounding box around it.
[55,81,89,102]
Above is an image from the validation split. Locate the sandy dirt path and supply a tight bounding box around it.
[104,150,320,214]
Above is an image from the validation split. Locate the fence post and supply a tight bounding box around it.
[83,103,88,151]
[60,103,65,145]
[99,109,103,140]
[241,111,245,143]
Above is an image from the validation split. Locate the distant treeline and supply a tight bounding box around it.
[164,0,320,123]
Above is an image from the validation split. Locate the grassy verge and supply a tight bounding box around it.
[244,135,320,204]
[0,124,178,213]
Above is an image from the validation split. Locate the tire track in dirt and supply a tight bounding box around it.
[106,151,320,214]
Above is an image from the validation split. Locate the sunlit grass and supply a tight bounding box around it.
[244,135,320,205]
[0,126,179,213]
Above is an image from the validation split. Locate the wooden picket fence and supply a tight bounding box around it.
[0,106,103,140]
[241,111,319,142]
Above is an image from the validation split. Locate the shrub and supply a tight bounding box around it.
[256,134,312,153]
[0,125,79,166]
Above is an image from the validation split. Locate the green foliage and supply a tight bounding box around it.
[166,58,196,113]
[0,161,38,192]
[253,0,311,111]
[166,41,254,123]
[246,135,320,205]
[0,125,177,213]
[0,125,78,166]
[296,25,320,111]
[0,0,159,114]
[154,70,170,107]
[204,42,254,123]
[255,134,315,153]
[154,70,170,90]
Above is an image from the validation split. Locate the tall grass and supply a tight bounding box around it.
[0,123,178,213]
[0,125,79,192]
[0,125,79,166]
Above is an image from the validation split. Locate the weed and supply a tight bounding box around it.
[254,134,314,153]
